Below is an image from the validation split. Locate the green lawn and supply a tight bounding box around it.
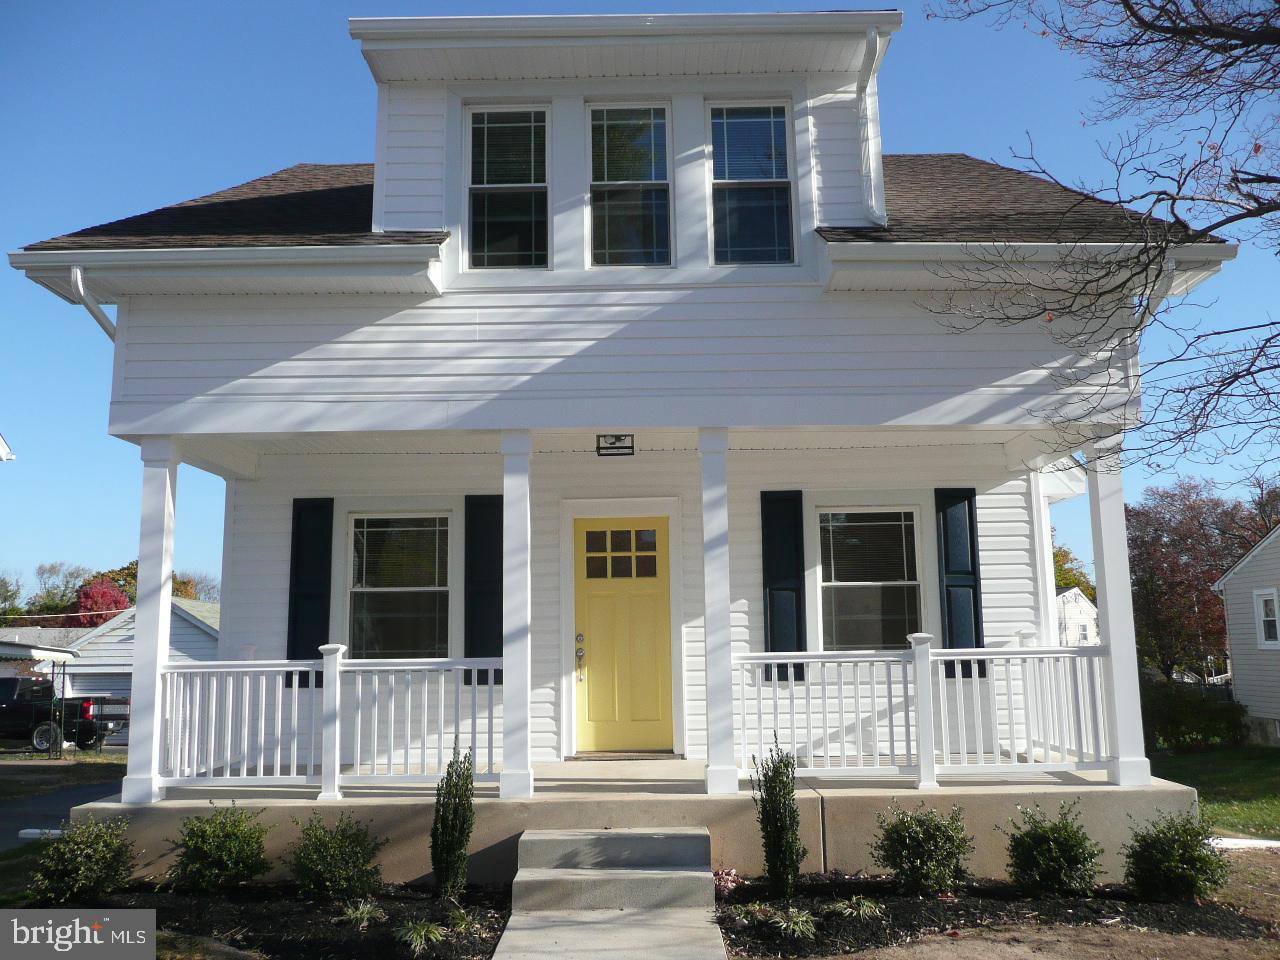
[1151,746,1280,840]
[0,750,125,800]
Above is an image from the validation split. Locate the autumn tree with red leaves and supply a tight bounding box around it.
[70,577,131,628]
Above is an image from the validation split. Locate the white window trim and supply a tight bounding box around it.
[1255,588,1280,649]
[327,500,465,659]
[586,101,675,269]
[803,496,935,652]
[464,103,552,272]
[705,99,799,267]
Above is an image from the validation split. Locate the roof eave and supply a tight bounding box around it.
[349,11,905,42]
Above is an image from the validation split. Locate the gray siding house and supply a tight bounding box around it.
[1214,527,1280,742]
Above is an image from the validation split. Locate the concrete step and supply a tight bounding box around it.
[517,827,711,870]
[511,866,715,911]
[493,909,727,960]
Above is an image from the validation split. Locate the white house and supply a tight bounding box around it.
[48,599,219,699]
[1213,525,1280,744]
[1056,587,1099,646]
[9,11,1235,816]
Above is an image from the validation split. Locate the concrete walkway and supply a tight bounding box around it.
[494,909,728,960]
[0,781,120,851]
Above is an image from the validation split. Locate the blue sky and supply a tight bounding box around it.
[1,1,1271,596]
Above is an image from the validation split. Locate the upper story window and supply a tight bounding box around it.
[350,516,449,658]
[819,510,921,651]
[469,110,547,268]
[710,105,794,264]
[1256,589,1279,647]
[590,107,671,266]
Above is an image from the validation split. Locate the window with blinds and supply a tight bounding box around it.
[710,104,794,264]
[469,110,548,268]
[349,516,448,658]
[819,510,921,651]
[590,106,671,266]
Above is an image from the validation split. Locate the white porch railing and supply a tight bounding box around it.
[158,646,502,795]
[733,650,919,776]
[732,636,1113,785]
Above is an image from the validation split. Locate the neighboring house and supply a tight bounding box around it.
[1213,525,1280,744]
[1056,587,1099,646]
[8,11,1235,811]
[0,627,90,679]
[40,599,219,699]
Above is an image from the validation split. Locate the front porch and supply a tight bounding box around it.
[118,426,1151,803]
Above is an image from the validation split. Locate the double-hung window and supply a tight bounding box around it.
[819,510,921,651]
[350,516,449,658]
[1256,589,1279,647]
[469,109,548,268]
[710,105,794,264]
[590,106,671,265]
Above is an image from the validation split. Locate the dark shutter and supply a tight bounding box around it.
[286,498,333,686]
[464,495,503,684]
[935,489,984,677]
[761,490,806,680]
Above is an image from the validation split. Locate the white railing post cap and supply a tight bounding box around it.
[907,633,935,649]
[318,644,347,657]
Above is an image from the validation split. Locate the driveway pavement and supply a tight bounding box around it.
[0,780,121,852]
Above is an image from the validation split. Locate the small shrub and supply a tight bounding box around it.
[767,906,817,941]
[27,816,135,905]
[1123,811,1229,901]
[397,918,446,958]
[714,867,746,900]
[821,895,883,920]
[168,803,270,892]
[1140,681,1247,750]
[288,811,387,902]
[871,803,973,896]
[751,741,808,899]
[1003,802,1102,897]
[339,898,386,931]
[430,751,476,901]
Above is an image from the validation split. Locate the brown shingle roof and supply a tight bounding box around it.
[24,154,1204,253]
[819,154,1212,244]
[24,164,446,251]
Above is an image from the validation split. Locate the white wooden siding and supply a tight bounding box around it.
[72,609,216,668]
[113,291,1109,435]
[807,79,869,226]
[1222,537,1280,720]
[375,85,447,231]
[220,439,1039,762]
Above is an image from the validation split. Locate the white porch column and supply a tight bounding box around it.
[317,644,345,800]
[121,437,178,804]
[500,430,535,799]
[699,428,738,794]
[1086,439,1151,785]
[1027,470,1060,646]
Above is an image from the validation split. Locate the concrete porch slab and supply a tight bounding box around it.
[71,760,1196,884]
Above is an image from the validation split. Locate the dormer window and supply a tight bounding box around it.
[469,109,548,268]
[710,105,794,265]
[590,107,671,266]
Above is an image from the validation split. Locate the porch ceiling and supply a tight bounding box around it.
[164,426,1075,481]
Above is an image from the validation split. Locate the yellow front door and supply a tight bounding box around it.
[574,517,673,752]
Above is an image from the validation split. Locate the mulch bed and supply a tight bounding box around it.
[717,874,1279,957]
[104,883,509,960]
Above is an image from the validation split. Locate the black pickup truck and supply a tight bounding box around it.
[0,677,130,751]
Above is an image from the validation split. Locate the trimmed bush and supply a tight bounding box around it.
[27,816,135,905]
[871,804,973,896]
[288,811,387,902]
[751,742,808,899]
[1123,811,1230,901]
[1140,681,1247,750]
[430,751,476,901]
[168,803,270,892]
[1003,802,1102,897]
